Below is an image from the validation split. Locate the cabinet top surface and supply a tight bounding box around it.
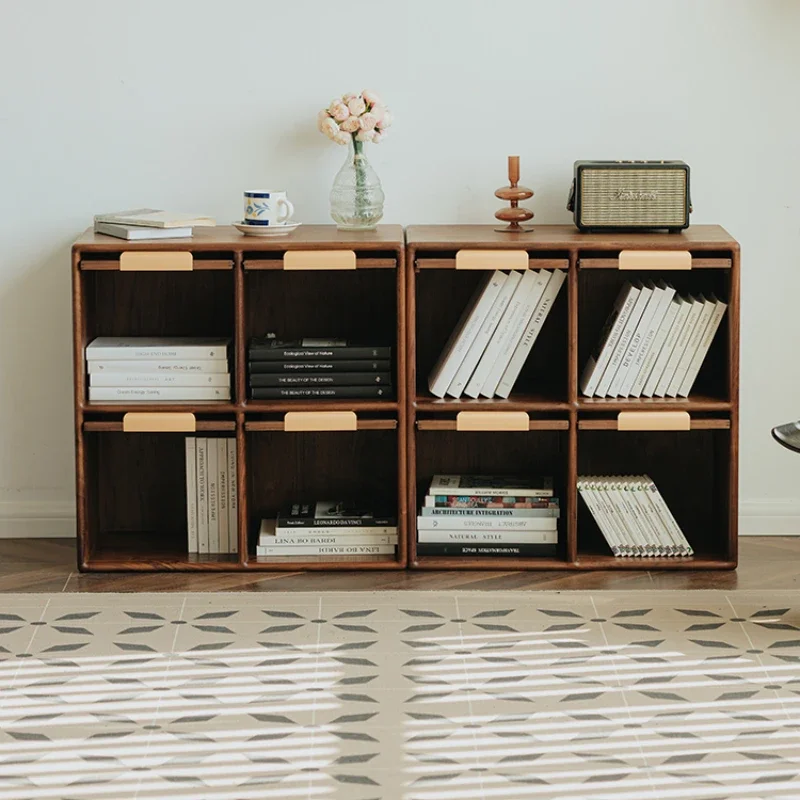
[74,224,405,252]
[406,224,738,250]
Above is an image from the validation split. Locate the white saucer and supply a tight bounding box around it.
[233,221,302,236]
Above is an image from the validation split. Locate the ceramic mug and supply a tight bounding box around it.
[243,190,295,226]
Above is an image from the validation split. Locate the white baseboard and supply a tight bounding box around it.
[0,499,798,539]
[0,501,75,538]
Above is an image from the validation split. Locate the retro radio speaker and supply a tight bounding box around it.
[567,161,691,232]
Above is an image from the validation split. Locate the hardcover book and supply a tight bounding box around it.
[249,359,391,374]
[251,386,391,399]
[425,495,559,509]
[86,337,229,360]
[94,209,215,228]
[250,337,391,361]
[277,501,396,529]
[250,372,391,387]
[416,543,558,557]
[428,475,553,497]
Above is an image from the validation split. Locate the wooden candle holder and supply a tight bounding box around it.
[495,155,534,233]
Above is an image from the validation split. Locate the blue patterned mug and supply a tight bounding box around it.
[243,190,295,226]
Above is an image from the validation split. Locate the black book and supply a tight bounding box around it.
[250,337,391,362]
[250,372,392,388]
[278,501,396,529]
[251,386,393,399]
[416,543,558,558]
[249,359,391,374]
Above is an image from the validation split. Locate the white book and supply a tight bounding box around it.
[603,478,645,556]
[428,475,553,498]
[421,507,559,518]
[641,475,693,556]
[678,297,727,397]
[428,271,508,397]
[606,284,655,397]
[645,297,692,397]
[416,516,557,532]
[578,481,618,555]
[85,337,229,360]
[621,477,661,556]
[207,441,219,553]
[496,269,566,399]
[89,386,231,402]
[274,526,397,536]
[227,439,238,554]
[217,439,229,558]
[446,271,515,398]
[667,295,715,397]
[622,282,676,397]
[89,372,230,387]
[260,532,397,546]
[479,269,551,398]
[185,438,198,554]
[416,528,557,544]
[94,221,193,240]
[94,208,215,228]
[256,543,396,556]
[580,283,640,397]
[631,478,677,556]
[596,283,649,397]
[464,270,536,398]
[587,479,631,555]
[655,296,704,397]
[632,295,680,398]
[87,359,230,374]
[196,438,209,554]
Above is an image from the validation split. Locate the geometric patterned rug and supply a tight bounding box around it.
[2,590,800,799]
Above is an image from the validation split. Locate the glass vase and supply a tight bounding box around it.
[329,138,384,230]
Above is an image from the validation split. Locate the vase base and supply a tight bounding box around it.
[335,223,380,231]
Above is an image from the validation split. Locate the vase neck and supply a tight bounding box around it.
[351,136,365,158]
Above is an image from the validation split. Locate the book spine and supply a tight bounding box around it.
[417,527,558,544]
[607,285,654,397]
[86,346,228,360]
[656,297,703,396]
[185,438,198,554]
[274,525,397,536]
[416,543,558,557]
[496,269,566,399]
[250,346,391,361]
[420,506,559,518]
[425,495,557,508]
[678,300,727,397]
[251,386,391,399]
[578,480,622,556]
[596,285,649,397]
[616,285,667,397]
[580,283,638,397]
[428,485,553,498]
[227,439,238,554]
[667,298,713,397]
[90,372,230,387]
[196,439,209,554]
[89,386,231,401]
[249,359,390,374]
[260,534,398,546]
[416,516,557,532]
[217,439,228,557]
[446,271,518,398]
[88,360,229,374]
[256,544,396,556]
[250,372,392,387]
[632,295,680,398]
[428,271,508,397]
[207,441,219,553]
[644,298,690,397]
[278,517,397,528]
[464,271,531,398]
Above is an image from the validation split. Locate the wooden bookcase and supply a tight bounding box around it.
[406,225,739,570]
[72,225,407,571]
[72,223,739,572]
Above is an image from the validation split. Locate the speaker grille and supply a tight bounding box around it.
[580,168,686,226]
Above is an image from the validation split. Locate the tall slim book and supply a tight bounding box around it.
[196,438,209,554]
[227,439,238,554]
[185,438,198,554]
[678,297,727,397]
[580,282,640,398]
[632,294,680,398]
[496,269,566,399]
[446,271,517,398]
[655,296,704,397]
[644,296,691,397]
[428,271,508,397]
[667,295,715,397]
[207,441,219,553]
[217,439,229,558]
[607,283,655,397]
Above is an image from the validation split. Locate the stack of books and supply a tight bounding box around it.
[428,269,565,399]
[185,437,238,555]
[249,337,393,400]
[86,338,231,402]
[581,282,727,398]
[93,209,215,240]
[257,501,397,558]
[578,475,692,557]
[417,475,559,557]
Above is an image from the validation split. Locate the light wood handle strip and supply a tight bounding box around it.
[618,250,691,270]
[417,419,569,431]
[578,415,729,431]
[617,411,690,430]
[82,258,232,271]
[283,411,357,431]
[122,412,196,432]
[283,250,356,270]
[119,252,193,271]
[455,249,529,270]
[246,418,396,432]
[246,257,394,270]
[86,420,234,432]
[416,257,568,271]
[456,411,530,431]
[580,257,729,270]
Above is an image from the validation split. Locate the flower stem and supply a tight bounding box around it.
[353,135,367,221]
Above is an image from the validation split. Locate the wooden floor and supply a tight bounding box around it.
[0,537,799,592]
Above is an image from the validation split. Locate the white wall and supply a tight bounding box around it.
[1,0,799,536]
